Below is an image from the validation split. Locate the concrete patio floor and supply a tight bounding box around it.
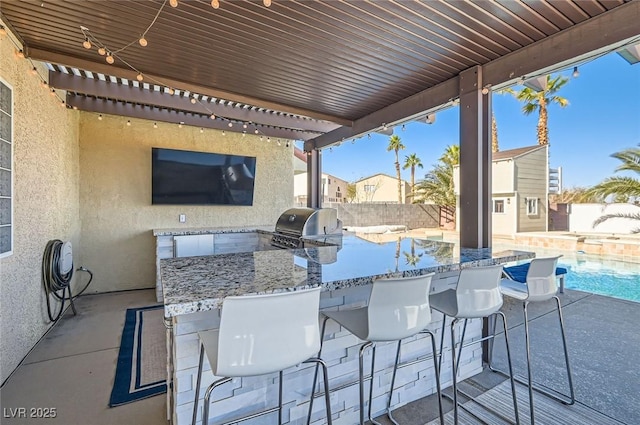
[0,288,638,424]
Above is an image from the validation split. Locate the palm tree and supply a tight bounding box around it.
[387,135,406,203]
[403,153,423,200]
[588,145,640,232]
[491,114,499,153]
[506,75,569,145]
[415,145,459,206]
[588,145,640,201]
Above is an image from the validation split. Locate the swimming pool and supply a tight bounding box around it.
[339,233,640,303]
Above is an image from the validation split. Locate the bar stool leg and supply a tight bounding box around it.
[438,315,447,376]
[449,318,460,425]
[497,311,520,425]
[523,301,535,425]
[420,330,445,425]
[307,316,330,425]
[367,344,379,425]
[358,342,374,425]
[384,340,402,425]
[192,345,205,425]
[278,370,284,425]
[554,296,575,404]
[202,377,232,425]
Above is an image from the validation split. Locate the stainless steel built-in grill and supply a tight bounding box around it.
[271,208,342,249]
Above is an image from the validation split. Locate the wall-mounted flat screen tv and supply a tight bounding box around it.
[152,147,256,206]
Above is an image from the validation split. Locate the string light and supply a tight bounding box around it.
[263,0,272,6]
[60,100,66,108]
[98,114,103,120]
[105,53,115,64]
[190,97,197,104]
[260,136,263,141]
[277,139,281,146]
[72,106,78,110]
[211,0,220,9]
[41,80,48,88]
[210,113,216,120]
[401,124,406,131]
[166,87,174,95]
[31,67,38,75]
[228,122,233,127]
[50,88,56,96]
[242,131,246,137]
[267,137,271,143]
[243,123,248,129]
[153,122,158,129]
[126,120,131,126]
[82,38,92,49]
[254,129,259,134]
[572,66,580,78]
[178,122,183,128]
[136,73,144,82]
[200,128,204,133]
[169,0,178,7]
[97,47,106,56]
[139,37,148,47]
[286,141,290,147]
[222,130,226,136]
[0,25,6,36]
[16,50,25,58]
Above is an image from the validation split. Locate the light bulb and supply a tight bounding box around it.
[105,53,114,64]
[254,129,259,134]
[481,87,489,95]
[190,97,197,104]
[263,0,271,6]
[97,47,106,56]
[16,50,25,59]
[72,106,78,110]
[98,114,103,120]
[50,88,56,96]
[139,37,148,47]
[0,26,6,36]
[210,114,216,120]
[169,0,178,7]
[178,122,183,128]
[260,136,263,141]
[126,120,131,126]
[286,141,290,147]
[277,140,281,146]
[41,80,48,88]
[167,87,174,95]
[222,130,226,136]
[243,123,248,129]
[153,122,158,129]
[136,73,143,82]
[211,0,219,9]
[572,66,579,78]
[267,137,271,143]
[60,101,66,108]
[31,67,38,75]
[83,38,92,49]
[200,128,204,133]
[401,124,406,131]
[228,122,233,127]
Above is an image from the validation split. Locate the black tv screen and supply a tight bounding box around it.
[152,148,256,205]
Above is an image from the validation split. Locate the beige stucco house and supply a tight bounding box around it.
[354,173,412,204]
[454,145,550,236]
[294,172,349,205]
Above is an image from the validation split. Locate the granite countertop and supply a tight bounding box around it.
[161,235,534,317]
[153,226,274,236]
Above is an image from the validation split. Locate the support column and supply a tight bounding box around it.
[306,149,322,208]
[459,66,491,249]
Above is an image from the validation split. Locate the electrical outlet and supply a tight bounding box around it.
[179,214,186,223]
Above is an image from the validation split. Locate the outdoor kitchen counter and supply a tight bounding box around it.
[160,239,534,318]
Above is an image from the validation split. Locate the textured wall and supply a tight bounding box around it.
[327,203,440,229]
[78,114,293,293]
[0,36,80,383]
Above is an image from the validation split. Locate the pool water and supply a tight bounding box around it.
[559,259,640,302]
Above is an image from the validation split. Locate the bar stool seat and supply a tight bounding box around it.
[494,256,575,425]
[309,273,444,425]
[192,287,332,425]
[430,265,520,425]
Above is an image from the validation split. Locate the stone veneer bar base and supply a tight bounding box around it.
[169,272,483,425]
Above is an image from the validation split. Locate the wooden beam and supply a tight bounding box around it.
[66,94,318,141]
[27,47,353,127]
[49,71,338,133]
[308,1,640,149]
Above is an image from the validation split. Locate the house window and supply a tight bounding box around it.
[526,198,538,215]
[493,199,505,214]
[0,79,13,257]
[364,184,375,192]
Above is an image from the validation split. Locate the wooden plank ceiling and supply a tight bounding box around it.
[0,0,631,141]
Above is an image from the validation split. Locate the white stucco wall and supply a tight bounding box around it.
[0,34,81,383]
[78,113,293,293]
[569,203,640,234]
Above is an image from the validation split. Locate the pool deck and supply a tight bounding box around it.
[1,287,638,424]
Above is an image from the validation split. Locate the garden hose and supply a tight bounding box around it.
[42,239,94,323]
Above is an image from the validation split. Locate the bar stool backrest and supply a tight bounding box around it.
[215,287,322,377]
[525,256,562,302]
[455,265,504,318]
[367,273,435,341]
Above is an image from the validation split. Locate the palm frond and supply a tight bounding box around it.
[592,212,640,233]
[611,146,640,174]
[587,177,640,199]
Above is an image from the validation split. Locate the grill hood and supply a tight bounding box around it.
[274,208,342,238]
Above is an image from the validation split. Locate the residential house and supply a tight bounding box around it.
[453,145,550,236]
[354,173,411,204]
[294,172,349,205]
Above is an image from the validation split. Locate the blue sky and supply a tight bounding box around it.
[317,52,640,189]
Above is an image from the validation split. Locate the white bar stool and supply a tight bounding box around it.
[309,273,444,425]
[496,256,575,425]
[430,265,520,425]
[191,287,332,425]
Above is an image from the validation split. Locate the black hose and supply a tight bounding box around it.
[42,240,94,323]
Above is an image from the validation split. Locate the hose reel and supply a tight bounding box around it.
[42,239,93,323]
